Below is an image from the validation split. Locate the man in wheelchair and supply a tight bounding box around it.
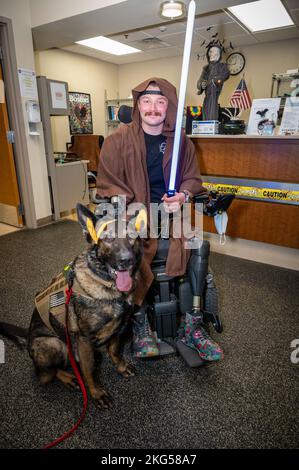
[96,77,224,365]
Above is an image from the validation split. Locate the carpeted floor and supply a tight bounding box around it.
[0,219,298,449]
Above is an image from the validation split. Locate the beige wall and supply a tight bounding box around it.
[118,38,299,120]
[0,0,52,220]
[35,49,119,151]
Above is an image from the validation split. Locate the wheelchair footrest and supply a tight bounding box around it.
[157,338,176,356]
[175,340,205,368]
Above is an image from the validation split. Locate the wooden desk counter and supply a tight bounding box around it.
[190,135,299,249]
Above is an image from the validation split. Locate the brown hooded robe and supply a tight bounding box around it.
[97,77,205,305]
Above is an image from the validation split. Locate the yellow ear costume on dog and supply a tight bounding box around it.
[86,208,147,243]
[96,220,115,240]
[86,217,98,244]
[86,218,116,244]
[134,209,147,233]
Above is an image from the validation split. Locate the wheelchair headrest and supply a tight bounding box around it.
[118,105,133,124]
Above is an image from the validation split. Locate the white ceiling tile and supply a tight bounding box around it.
[61,44,145,65]
[155,31,186,46]
[110,31,152,43]
[285,0,299,9]
[129,38,171,51]
[197,21,248,39]
[289,8,299,23]
[193,30,208,41]
[144,22,186,37]
[194,11,233,30]
[192,34,258,53]
[255,26,299,42]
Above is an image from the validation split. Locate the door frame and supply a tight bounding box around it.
[0,16,37,228]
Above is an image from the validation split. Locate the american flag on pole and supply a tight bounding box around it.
[230,78,252,110]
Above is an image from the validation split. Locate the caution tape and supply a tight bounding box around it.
[202,182,299,203]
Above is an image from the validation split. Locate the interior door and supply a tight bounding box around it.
[0,62,23,227]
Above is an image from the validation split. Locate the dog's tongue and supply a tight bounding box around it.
[115,270,132,292]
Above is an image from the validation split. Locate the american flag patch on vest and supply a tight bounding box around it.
[49,291,65,308]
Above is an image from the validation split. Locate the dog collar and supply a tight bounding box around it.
[86,259,114,288]
[65,261,114,291]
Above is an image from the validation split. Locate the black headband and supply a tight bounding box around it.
[139,90,165,97]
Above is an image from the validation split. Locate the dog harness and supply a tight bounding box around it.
[34,263,114,334]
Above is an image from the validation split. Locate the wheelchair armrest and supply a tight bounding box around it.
[194,191,235,217]
[204,194,235,216]
[193,194,210,205]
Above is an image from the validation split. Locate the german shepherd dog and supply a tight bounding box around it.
[0,203,143,409]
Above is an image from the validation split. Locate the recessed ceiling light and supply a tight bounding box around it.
[228,0,294,32]
[160,1,186,19]
[76,36,141,55]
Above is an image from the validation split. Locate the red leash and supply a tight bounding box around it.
[43,287,88,449]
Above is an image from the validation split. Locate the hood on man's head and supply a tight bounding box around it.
[131,77,178,136]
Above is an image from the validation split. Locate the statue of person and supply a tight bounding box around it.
[197,44,230,121]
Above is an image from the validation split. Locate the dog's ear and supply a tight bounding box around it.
[76,203,98,244]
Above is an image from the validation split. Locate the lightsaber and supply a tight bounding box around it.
[167,0,196,196]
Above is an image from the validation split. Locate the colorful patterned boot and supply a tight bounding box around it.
[191,326,224,362]
[178,311,223,362]
[176,312,200,350]
[132,309,159,358]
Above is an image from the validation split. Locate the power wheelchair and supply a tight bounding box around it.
[95,192,234,367]
[95,104,234,366]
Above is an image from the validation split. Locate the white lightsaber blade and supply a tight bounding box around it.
[168,0,196,195]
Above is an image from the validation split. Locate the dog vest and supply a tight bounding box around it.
[34,264,113,334]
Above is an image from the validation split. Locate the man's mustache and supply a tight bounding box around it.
[145,112,162,117]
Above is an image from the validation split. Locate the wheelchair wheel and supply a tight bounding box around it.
[203,273,223,333]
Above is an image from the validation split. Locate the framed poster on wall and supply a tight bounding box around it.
[68,92,93,134]
[47,79,70,115]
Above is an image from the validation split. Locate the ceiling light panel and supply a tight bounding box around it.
[76,36,141,55]
[228,0,294,32]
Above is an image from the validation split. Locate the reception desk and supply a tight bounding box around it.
[190,135,299,249]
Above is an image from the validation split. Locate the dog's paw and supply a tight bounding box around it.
[118,363,136,378]
[93,389,113,409]
[67,377,81,392]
